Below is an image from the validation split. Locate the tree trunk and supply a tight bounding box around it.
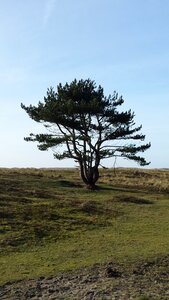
[79,162,99,189]
[86,182,98,190]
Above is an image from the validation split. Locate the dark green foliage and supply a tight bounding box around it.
[21,79,150,188]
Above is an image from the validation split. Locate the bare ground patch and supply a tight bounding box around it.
[0,255,169,300]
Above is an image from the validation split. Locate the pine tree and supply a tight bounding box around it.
[21,79,151,189]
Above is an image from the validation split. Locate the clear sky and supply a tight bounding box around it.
[0,0,168,168]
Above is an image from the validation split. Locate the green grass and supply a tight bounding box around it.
[0,167,169,284]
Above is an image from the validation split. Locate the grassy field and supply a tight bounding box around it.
[0,167,169,285]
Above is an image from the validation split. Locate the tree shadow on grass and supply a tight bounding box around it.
[99,185,155,197]
[115,195,154,205]
[97,183,139,191]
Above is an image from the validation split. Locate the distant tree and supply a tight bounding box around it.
[21,79,151,189]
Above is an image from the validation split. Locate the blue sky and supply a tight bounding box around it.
[0,0,168,168]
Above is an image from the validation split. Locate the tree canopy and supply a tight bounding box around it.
[21,79,151,188]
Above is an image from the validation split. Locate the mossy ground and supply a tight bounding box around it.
[0,168,169,285]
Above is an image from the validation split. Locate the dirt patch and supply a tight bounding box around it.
[0,256,169,299]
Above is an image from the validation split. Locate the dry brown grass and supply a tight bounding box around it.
[99,168,169,193]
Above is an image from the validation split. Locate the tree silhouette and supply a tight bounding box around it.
[21,79,151,189]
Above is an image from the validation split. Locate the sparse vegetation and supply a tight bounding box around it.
[0,167,169,299]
